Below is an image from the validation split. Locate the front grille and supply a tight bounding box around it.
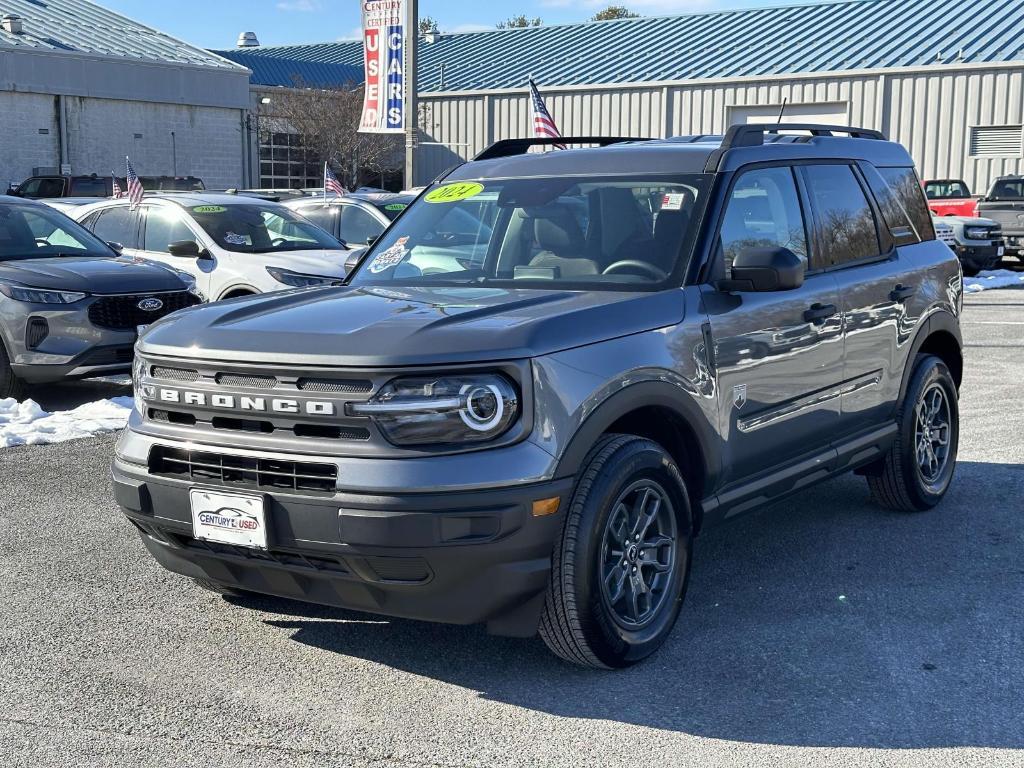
[89,291,200,330]
[176,535,352,574]
[152,366,199,382]
[150,446,337,494]
[297,377,373,393]
[216,373,278,389]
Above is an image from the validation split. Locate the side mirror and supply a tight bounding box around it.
[719,247,805,292]
[107,241,124,255]
[168,240,201,258]
[344,246,367,274]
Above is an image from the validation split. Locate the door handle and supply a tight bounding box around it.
[890,284,916,303]
[803,302,837,324]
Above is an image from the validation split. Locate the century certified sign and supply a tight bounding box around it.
[358,0,407,134]
[147,387,336,416]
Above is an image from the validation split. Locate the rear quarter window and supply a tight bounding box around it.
[874,167,936,243]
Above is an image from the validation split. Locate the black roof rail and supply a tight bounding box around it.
[704,123,887,171]
[473,136,649,161]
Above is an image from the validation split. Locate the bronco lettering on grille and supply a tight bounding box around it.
[156,389,335,416]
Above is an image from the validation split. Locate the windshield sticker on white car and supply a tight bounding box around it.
[224,232,251,246]
[368,237,409,274]
[192,205,227,214]
[424,182,484,204]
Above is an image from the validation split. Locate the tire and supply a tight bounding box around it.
[0,342,26,401]
[868,354,959,511]
[961,265,980,277]
[539,435,693,669]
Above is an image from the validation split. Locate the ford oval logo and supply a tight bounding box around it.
[137,297,164,312]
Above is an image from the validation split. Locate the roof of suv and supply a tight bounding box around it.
[446,132,916,182]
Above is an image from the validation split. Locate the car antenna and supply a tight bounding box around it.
[776,97,788,126]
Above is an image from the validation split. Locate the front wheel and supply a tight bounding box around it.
[867,354,959,511]
[0,342,26,401]
[539,435,693,669]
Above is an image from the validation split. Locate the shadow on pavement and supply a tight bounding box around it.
[237,460,1023,750]
[22,376,131,412]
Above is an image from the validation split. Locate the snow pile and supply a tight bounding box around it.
[964,270,1024,292]
[0,396,133,449]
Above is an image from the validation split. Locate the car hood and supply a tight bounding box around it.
[0,256,188,293]
[259,249,350,278]
[139,284,687,366]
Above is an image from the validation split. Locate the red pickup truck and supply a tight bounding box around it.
[923,179,978,217]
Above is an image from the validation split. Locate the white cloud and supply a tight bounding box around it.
[276,0,320,11]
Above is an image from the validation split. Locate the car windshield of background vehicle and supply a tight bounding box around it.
[349,175,711,290]
[988,179,1024,200]
[925,180,970,199]
[0,203,114,260]
[188,204,345,253]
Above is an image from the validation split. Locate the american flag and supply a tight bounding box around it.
[324,163,347,199]
[125,157,144,209]
[529,79,565,150]
[111,172,123,199]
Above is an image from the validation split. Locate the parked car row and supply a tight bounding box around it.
[8,174,205,200]
[0,187,370,398]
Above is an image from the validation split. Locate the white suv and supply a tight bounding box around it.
[72,194,351,301]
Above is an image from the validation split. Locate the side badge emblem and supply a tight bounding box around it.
[732,384,747,410]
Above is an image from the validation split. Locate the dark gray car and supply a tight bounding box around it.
[0,197,200,398]
[113,125,963,668]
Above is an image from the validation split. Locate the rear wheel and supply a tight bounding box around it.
[539,435,693,669]
[0,342,26,401]
[961,264,980,277]
[867,354,959,511]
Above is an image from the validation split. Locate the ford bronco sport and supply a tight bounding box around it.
[113,125,963,669]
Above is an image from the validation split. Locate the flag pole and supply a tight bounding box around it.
[404,0,418,190]
[323,161,328,206]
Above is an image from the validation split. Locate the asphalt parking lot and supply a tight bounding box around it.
[1,290,1022,768]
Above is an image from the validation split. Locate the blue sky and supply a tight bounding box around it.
[98,0,797,49]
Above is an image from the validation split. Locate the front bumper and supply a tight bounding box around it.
[953,241,1005,271]
[112,454,574,637]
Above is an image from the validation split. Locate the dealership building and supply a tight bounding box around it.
[231,0,1024,191]
[0,0,250,190]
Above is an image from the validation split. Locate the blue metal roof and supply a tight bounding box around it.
[213,49,361,88]
[0,0,242,69]
[230,0,1024,92]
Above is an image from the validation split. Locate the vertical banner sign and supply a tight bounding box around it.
[359,0,406,134]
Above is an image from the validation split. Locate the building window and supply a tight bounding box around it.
[969,125,1023,158]
[258,129,322,190]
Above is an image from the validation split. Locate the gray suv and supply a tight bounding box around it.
[113,125,963,668]
[0,197,200,399]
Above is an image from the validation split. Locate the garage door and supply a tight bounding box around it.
[728,102,850,126]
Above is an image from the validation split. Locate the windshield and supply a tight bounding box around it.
[0,202,114,261]
[349,175,710,290]
[188,203,346,253]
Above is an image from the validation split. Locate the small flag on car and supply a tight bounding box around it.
[324,162,347,205]
[111,172,123,199]
[125,157,144,210]
[529,79,566,150]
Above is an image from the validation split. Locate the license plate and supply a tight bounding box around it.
[190,489,267,549]
[998,246,1006,257]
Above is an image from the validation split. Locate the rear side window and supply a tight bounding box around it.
[91,207,137,248]
[143,207,196,252]
[338,205,384,245]
[719,166,809,271]
[68,177,108,197]
[296,206,338,236]
[988,178,1024,200]
[801,165,881,267]
[870,167,936,244]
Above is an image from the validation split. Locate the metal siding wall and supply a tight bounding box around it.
[417,66,1024,192]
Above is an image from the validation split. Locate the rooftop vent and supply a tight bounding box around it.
[237,31,260,48]
[2,14,24,34]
